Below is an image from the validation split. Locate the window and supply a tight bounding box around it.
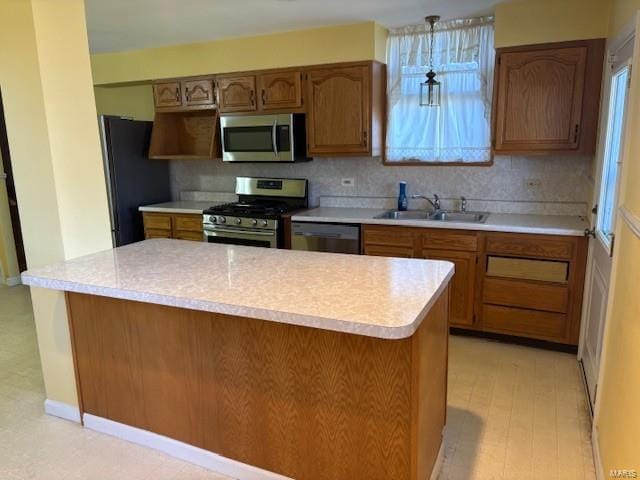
[386,17,495,164]
[597,63,630,252]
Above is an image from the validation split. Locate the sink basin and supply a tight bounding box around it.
[429,211,489,223]
[374,210,432,220]
[374,209,489,224]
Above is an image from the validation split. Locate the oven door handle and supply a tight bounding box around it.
[272,119,279,159]
[204,227,275,237]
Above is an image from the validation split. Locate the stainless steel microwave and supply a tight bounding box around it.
[220,113,309,162]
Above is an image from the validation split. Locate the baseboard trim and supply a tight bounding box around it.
[43,399,81,423]
[83,414,293,480]
[430,441,445,480]
[592,426,605,480]
[5,275,21,287]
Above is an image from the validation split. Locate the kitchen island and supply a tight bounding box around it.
[22,239,454,480]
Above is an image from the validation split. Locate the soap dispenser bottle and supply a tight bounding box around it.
[398,182,408,211]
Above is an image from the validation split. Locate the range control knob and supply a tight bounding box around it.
[262,220,269,227]
[210,216,217,223]
[251,219,258,226]
[235,217,242,225]
[219,216,226,224]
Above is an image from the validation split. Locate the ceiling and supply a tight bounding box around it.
[85,0,501,54]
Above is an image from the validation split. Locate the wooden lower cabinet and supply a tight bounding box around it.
[363,225,588,345]
[143,212,203,241]
[363,226,477,328]
[422,249,476,327]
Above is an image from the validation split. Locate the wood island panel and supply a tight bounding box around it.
[66,289,450,480]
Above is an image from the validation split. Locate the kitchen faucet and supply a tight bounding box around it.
[411,194,440,211]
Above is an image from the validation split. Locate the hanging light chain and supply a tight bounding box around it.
[428,16,435,72]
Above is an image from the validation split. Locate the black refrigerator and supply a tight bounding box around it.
[99,116,171,247]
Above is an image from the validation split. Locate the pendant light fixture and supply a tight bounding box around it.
[420,15,441,107]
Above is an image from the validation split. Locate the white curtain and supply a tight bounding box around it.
[386,17,495,163]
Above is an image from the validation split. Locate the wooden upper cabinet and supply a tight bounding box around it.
[258,71,302,110]
[153,82,182,108]
[217,76,257,113]
[306,64,371,156]
[153,78,216,111]
[493,39,605,155]
[183,79,215,107]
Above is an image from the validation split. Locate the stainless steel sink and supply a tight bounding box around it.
[429,211,489,223]
[374,209,489,223]
[374,210,432,220]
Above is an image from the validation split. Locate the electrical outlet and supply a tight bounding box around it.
[341,178,355,187]
[524,178,542,188]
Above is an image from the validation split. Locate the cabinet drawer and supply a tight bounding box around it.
[174,230,204,242]
[143,214,172,230]
[365,245,414,258]
[487,256,569,283]
[174,215,203,232]
[145,228,172,239]
[422,230,477,252]
[482,305,566,340]
[363,226,415,247]
[486,234,574,259]
[483,278,569,313]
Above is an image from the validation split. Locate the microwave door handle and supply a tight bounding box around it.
[272,120,279,159]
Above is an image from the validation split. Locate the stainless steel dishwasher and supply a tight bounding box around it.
[291,222,360,254]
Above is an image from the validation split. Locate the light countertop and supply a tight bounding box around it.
[139,201,221,214]
[291,208,588,236]
[21,239,454,340]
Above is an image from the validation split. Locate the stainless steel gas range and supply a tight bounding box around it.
[202,177,308,248]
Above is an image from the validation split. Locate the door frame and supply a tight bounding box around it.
[577,18,636,405]
[0,88,27,282]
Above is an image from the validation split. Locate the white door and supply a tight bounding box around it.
[579,34,634,412]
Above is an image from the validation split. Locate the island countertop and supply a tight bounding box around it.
[21,239,454,339]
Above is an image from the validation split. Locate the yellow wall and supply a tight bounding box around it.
[494,0,611,47]
[610,0,640,36]
[94,84,155,121]
[595,7,640,475]
[91,21,386,86]
[0,148,20,283]
[0,0,112,406]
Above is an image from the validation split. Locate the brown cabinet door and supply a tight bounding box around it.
[145,228,172,239]
[494,46,587,152]
[143,213,172,230]
[306,65,370,155]
[173,214,204,233]
[422,249,477,327]
[183,79,215,107]
[217,76,257,113]
[153,82,183,108]
[174,230,204,241]
[258,71,302,110]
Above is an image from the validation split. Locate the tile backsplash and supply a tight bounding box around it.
[170,155,594,216]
